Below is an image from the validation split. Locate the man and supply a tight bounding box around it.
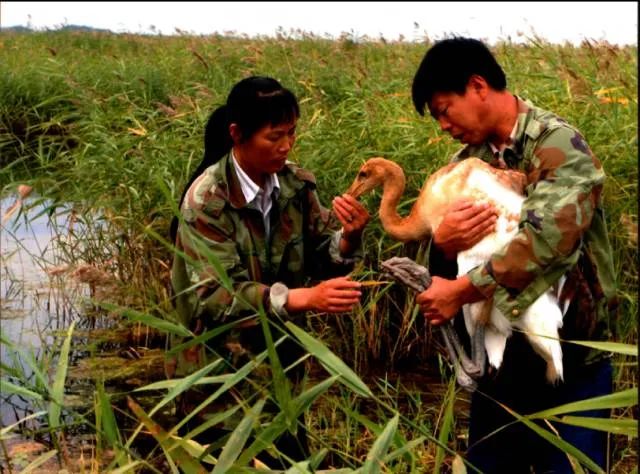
[411,37,617,472]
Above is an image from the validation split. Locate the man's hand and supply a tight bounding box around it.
[434,199,498,259]
[416,275,484,325]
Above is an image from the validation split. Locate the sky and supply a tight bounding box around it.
[1,1,638,45]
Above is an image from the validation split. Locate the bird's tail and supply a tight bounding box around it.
[517,293,564,384]
[484,326,509,370]
[482,307,512,370]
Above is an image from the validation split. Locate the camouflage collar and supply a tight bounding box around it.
[458,96,536,167]
[499,96,531,162]
[489,96,543,167]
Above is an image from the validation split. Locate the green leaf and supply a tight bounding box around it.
[212,398,266,473]
[359,414,399,474]
[168,435,218,466]
[134,373,230,391]
[19,449,58,473]
[0,411,47,438]
[148,358,224,417]
[182,225,235,292]
[171,347,271,436]
[565,340,638,356]
[108,461,144,474]
[382,436,426,465]
[527,388,638,419]
[182,405,241,442]
[49,320,75,430]
[315,470,353,474]
[553,415,637,437]
[285,321,372,397]
[257,306,293,430]
[127,396,206,474]
[96,380,129,468]
[166,315,258,356]
[0,379,44,401]
[99,302,192,337]
[238,411,289,466]
[500,402,605,473]
[434,375,457,474]
[0,335,48,390]
[307,448,329,472]
[284,461,312,473]
[237,376,339,465]
[96,381,121,447]
[338,404,411,463]
[291,375,339,415]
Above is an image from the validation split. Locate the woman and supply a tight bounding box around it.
[167,76,369,466]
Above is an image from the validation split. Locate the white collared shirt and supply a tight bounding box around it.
[231,150,280,237]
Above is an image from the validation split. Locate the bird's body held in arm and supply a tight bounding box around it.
[347,157,565,384]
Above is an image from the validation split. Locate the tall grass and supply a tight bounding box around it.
[0,29,637,472]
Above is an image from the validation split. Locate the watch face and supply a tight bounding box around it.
[271,283,287,296]
[270,283,289,315]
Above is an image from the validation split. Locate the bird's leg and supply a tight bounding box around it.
[439,325,477,392]
[381,256,480,389]
[468,299,493,378]
[470,324,486,378]
[441,323,482,380]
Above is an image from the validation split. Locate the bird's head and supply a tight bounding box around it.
[346,157,403,199]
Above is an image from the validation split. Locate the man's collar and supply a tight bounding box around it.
[488,119,518,156]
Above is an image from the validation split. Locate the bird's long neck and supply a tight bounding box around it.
[379,169,432,242]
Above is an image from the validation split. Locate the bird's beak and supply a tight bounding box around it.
[345,181,365,199]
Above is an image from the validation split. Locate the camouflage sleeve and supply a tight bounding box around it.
[177,207,270,324]
[467,126,606,318]
[305,187,362,276]
[328,230,360,265]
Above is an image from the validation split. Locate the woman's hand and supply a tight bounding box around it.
[433,199,498,259]
[287,276,362,313]
[333,194,370,236]
[332,193,370,253]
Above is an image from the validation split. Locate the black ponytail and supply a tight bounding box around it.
[169,105,231,242]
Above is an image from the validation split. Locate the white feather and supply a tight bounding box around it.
[454,166,564,383]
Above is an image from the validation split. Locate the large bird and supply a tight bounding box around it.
[347,157,565,385]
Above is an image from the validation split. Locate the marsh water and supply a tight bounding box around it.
[0,195,97,427]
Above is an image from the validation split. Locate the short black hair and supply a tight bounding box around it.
[224,76,300,143]
[412,37,507,116]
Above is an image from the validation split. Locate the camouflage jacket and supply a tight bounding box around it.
[167,153,360,379]
[442,97,617,364]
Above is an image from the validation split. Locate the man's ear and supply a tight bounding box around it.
[229,123,242,144]
[468,75,489,99]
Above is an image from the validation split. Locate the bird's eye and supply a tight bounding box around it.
[358,171,368,178]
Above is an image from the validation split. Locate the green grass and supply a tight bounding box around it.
[0,30,637,472]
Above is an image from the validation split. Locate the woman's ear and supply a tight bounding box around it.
[229,123,242,144]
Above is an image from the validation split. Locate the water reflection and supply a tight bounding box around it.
[1,195,89,426]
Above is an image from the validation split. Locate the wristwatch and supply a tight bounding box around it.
[269,282,290,316]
